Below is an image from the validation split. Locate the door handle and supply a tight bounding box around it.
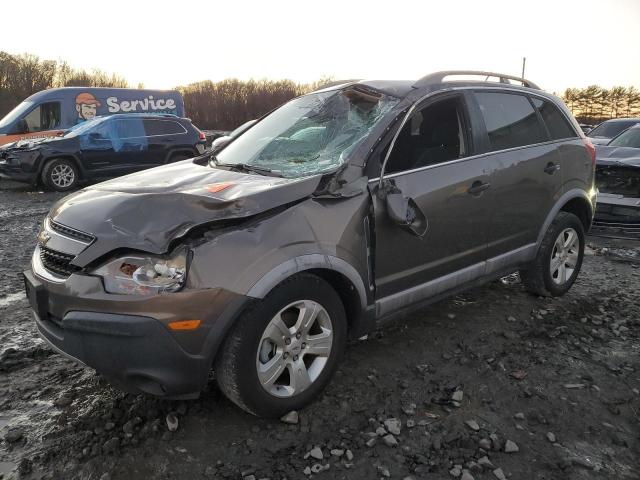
[544,162,560,175]
[467,180,490,195]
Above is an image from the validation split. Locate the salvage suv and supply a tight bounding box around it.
[24,71,596,417]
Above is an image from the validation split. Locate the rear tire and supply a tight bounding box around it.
[41,158,79,192]
[520,211,585,297]
[215,273,347,417]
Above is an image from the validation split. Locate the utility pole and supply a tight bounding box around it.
[521,57,526,79]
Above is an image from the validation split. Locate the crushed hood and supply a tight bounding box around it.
[50,160,322,266]
[595,145,640,168]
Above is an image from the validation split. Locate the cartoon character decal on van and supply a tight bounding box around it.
[75,92,101,124]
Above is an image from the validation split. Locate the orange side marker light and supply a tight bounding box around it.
[168,320,202,331]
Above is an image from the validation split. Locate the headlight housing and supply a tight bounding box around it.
[93,249,189,295]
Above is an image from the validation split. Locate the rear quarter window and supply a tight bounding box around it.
[531,97,578,140]
[143,119,187,136]
[474,91,547,151]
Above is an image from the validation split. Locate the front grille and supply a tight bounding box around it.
[49,220,95,244]
[40,246,82,277]
[596,165,640,197]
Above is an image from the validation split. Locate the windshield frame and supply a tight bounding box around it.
[212,86,400,179]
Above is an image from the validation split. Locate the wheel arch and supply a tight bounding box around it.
[536,189,593,251]
[246,255,370,338]
[38,154,84,180]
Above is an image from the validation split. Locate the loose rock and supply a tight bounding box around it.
[309,446,323,460]
[504,439,519,453]
[280,411,299,424]
[465,419,480,431]
[384,418,402,435]
[383,434,398,447]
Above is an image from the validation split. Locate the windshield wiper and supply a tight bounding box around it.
[229,163,284,177]
[210,156,283,177]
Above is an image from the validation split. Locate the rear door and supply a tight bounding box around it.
[470,90,563,258]
[143,118,190,165]
[371,92,493,301]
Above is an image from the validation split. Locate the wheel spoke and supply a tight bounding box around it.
[559,263,567,283]
[289,360,312,392]
[257,352,286,386]
[295,301,319,334]
[303,330,332,357]
[550,255,563,273]
[564,230,576,249]
[263,317,290,346]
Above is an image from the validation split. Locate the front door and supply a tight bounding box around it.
[371,93,494,302]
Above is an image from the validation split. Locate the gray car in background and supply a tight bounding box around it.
[588,117,640,145]
[24,71,595,417]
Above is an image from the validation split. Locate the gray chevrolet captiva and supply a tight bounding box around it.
[24,71,596,417]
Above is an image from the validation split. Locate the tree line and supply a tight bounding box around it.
[561,86,640,125]
[2,51,639,130]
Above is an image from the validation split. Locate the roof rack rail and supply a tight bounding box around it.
[414,71,540,90]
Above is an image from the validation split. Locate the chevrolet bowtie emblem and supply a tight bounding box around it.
[38,230,51,246]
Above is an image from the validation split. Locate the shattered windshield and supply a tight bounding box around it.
[214,87,398,178]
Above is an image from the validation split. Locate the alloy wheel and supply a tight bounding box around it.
[51,164,75,188]
[550,227,580,285]
[256,300,333,398]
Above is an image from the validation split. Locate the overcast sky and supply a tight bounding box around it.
[3,0,639,93]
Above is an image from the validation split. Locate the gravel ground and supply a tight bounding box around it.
[1,179,639,480]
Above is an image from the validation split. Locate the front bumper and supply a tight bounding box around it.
[0,160,38,183]
[24,263,250,398]
[592,193,640,239]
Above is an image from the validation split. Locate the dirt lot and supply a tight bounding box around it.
[1,179,639,480]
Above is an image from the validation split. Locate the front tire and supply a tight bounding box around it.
[520,211,585,297]
[215,273,347,417]
[41,158,79,191]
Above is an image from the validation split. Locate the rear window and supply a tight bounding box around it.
[531,97,577,140]
[143,119,186,136]
[475,92,547,151]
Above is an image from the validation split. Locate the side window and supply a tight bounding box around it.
[111,119,148,152]
[475,92,546,151]
[22,102,61,133]
[80,120,114,151]
[143,119,186,136]
[113,118,146,139]
[531,97,578,140]
[385,97,468,175]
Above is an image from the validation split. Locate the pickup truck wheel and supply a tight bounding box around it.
[520,211,585,297]
[215,273,347,417]
[41,158,79,191]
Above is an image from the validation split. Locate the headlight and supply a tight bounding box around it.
[93,249,189,295]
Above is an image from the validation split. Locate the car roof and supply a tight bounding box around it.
[322,71,545,99]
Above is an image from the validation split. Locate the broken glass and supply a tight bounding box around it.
[214,86,399,178]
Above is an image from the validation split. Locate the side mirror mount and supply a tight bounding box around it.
[383,180,429,237]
